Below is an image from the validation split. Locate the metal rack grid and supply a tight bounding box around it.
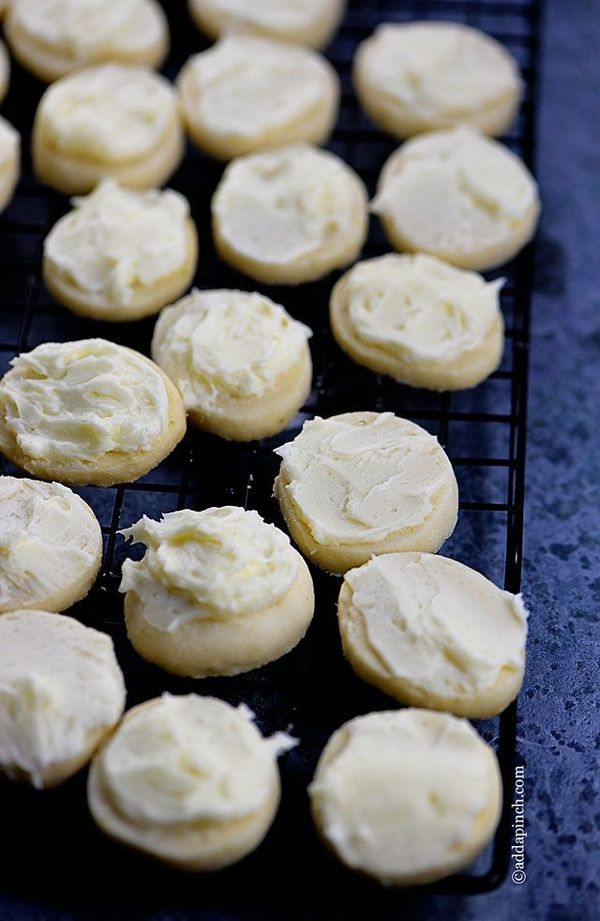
[0,0,541,910]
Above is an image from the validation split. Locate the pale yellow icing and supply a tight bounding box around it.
[119,506,299,631]
[343,552,528,696]
[0,338,169,461]
[0,610,125,788]
[152,289,311,410]
[275,413,456,545]
[342,253,503,362]
[0,476,101,612]
[44,180,191,308]
[309,709,499,883]
[98,694,295,824]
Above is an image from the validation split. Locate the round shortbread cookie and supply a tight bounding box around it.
[309,708,502,886]
[274,411,458,574]
[152,289,312,441]
[354,21,522,139]
[120,506,315,677]
[5,0,168,83]
[0,338,186,486]
[32,63,184,195]
[0,610,125,788]
[43,181,198,322]
[212,144,368,285]
[177,34,340,161]
[188,0,346,49]
[0,476,102,614]
[337,552,528,718]
[0,116,20,214]
[88,693,296,869]
[330,253,504,391]
[372,126,540,271]
[0,39,9,102]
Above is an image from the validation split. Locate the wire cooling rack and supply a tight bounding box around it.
[0,0,541,913]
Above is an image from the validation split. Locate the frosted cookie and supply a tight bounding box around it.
[338,553,528,718]
[274,411,458,574]
[152,289,312,441]
[212,144,368,285]
[88,693,296,869]
[354,22,522,140]
[120,506,314,677]
[0,476,102,614]
[178,34,339,161]
[43,181,198,322]
[0,610,125,788]
[330,253,504,391]
[309,709,502,886]
[0,39,9,102]
[5,0,168,83]
[372,126,540,271]
[0,116,19,214]
[188,0,346,49]
[0,339,186,486]
[33,64,184,195]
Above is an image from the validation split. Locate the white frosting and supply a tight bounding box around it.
[10,0,163,62]
[343,553,528,697]
[342,253,503,363]
[44,181,191,308]
[0,115,19,170]
[152,289,311,410]
[119,506,299,632]
[0,610,125,788]
[180,34,333,140]
[194,0,338,33]
[97,694,295,824]
[275,413,456,545]
[372,126,540,257]
[309,709,499,882]
[38,64,178,162]
[0,477,101,612]
[0,338,169,462]
[360,22,521,124]
[213,144,365,265]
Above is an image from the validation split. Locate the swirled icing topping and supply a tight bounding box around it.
[342,552,528,696]
[152,289,311,409]
[37,64,178,162]
[309,708,500,883]
[275,412,456,545]
[212,144,366,265]
[358,22,521,126]
[44,181,191,308]
[179,34,335,140]
[119,506,299,631]
[0,476,101,612]
[372,126,540,258]
[0,339,169,461]
[97,694,295,824]
[340,253,503,362]
[0,610,125,788]
[9,0,163,64]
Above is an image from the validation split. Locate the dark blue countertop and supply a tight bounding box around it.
[0,1,598,919]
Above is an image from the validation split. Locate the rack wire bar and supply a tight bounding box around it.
[0,0,541,905]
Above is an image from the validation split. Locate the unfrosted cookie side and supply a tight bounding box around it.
[0,116,20,214]
[188,0,346,49]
